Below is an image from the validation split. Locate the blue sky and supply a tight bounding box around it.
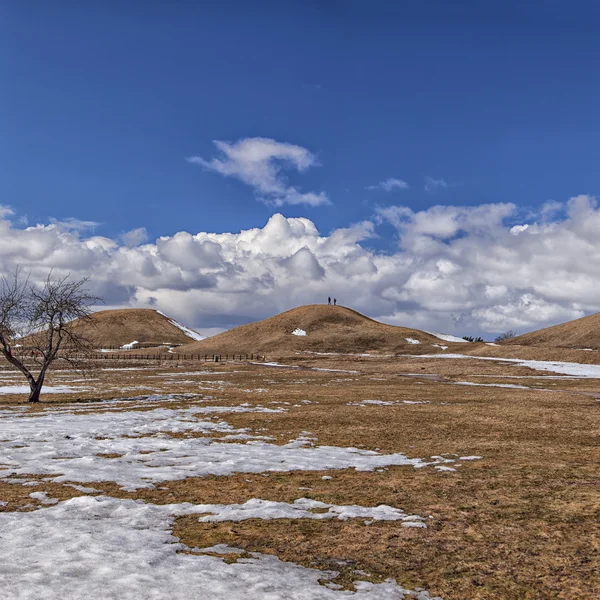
[2,1,600,335]
[4,1,600,239]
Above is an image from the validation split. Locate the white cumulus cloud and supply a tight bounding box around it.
[187,137,329,207]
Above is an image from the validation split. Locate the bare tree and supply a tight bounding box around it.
[495,330,517,343]
[0,269,101,402]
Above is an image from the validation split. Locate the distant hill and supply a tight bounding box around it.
[175,304,448,356]
[506,312,600,350]
[48,308,205,349]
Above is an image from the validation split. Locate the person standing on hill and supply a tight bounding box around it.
[328,297,331,305]
[333,298,337,305]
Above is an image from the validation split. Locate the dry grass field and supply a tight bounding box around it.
[1,350,599,598]
[178,304,444,356]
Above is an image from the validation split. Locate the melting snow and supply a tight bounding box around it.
[0,386,84,395]
[178,497,426,526]
[411,354,600,378]
[29,491,58,505]
[156,310,206,341]
[349,400,430,407]
[405,338,420,345]
[426,332,468,343]
[0,404,441,491]
[453,381,530,390]
[292,328,307,336]
[120,341,139,350]
[0,495,442,599]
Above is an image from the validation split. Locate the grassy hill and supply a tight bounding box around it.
[505,312,600,350]
[175,304,446,357]
[46,308,205,349]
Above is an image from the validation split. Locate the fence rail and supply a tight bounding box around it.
[92,353,264,362]
[1,353,265,363]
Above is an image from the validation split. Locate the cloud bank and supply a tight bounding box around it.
[0,196,598,337]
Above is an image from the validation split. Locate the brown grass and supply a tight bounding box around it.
[22,307,202,349]
[176,304,445,356]
[506,311,600,350]
[1,352,599,598]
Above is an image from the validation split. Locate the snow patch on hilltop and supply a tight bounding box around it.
[156,310,206,341]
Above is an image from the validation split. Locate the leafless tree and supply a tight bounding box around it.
[494,330,517,343]
[0,268,101,402]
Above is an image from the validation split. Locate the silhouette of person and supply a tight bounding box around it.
[328,297,331,305]
[333,298,337,306]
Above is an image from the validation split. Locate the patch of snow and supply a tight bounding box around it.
[292,328,307,336]
[0,385,84,395]
[349,400,429,407]
[0,496,442,599]
[405,338,420,345]
[120,341,139,350]
[411,354,600,378]
[156,310,206,341]
[29,491,58,505]
[432,344,448,351]
[453,381,530,390]
[485,343,499,346]
[182,497,425,526]
[0,405,449,491]
[459,456,482,461]
[64,484,100,493]
[426,332,468,343]
[256,362,359,374]
[313,367,359,374]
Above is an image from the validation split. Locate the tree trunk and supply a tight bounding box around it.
[28,376,44,403]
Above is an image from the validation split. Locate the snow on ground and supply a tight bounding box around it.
[461,374,583,380]
[0,385,85,395]
[257,362,359,373]
[453,381,530,390]
[292,328,307,336]
[432,344,448,351]
[156,309,206,341]
[426,332,468,343]
[120,341,139,350]
[313,367,359,373]
[405,338,420,344]
[166,497,426,526]
[411,354,600,378]
[0,495,441,600]
[349,400,430,407]
[0,403,454,491]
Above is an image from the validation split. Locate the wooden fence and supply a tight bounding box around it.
[63,353,264,363]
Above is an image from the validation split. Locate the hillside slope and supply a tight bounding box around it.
[506,312,600,350]
[55,308,205,348]
[176,304,445,356]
